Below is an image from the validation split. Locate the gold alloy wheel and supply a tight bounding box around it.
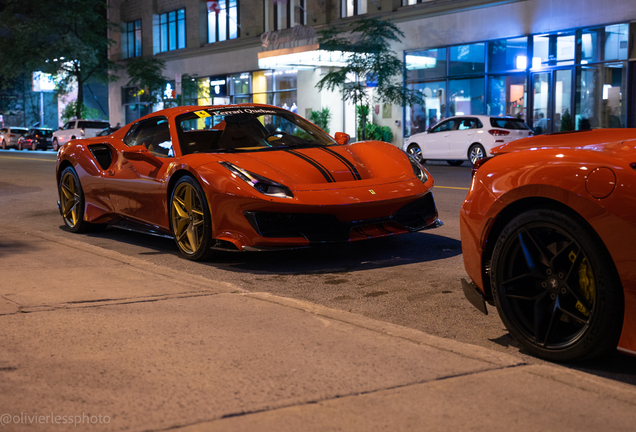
[171,182,206,255]
[60,171,81,228]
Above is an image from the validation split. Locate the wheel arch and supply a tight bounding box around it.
[166,168,213,230]
[480,196,616,302]
[57,159,74,185]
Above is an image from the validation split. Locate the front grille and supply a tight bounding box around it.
[244,193,438,243]
[392,193,437,230]
[244,212,348,241]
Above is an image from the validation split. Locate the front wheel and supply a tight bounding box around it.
[490,208,623,361]
[170,176,216,261]
[59,166,90,232]
[468,144,485,165]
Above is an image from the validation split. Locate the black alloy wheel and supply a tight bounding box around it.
[490,208,623,361]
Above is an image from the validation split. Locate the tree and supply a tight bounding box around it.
[0,0,118,120]
[125,57,168,105]
[316,17,423,140]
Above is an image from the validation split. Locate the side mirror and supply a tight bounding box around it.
[123,145,163,167]
[334,132,350,145]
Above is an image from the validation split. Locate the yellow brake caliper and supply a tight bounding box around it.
[569,251,595,316]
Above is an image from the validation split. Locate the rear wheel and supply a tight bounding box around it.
[170,176,216,261]
[52,138,60,151]
[468,144,485,165]
[1,139,7,149]
[446,160,464,166]
[406,144,425,164]
[490,208,623,361]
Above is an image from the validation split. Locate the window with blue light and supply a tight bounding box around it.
[159,9,186,52]
[124,20,142,58]
[209,0,239,43]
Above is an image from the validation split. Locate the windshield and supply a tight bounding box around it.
[176,107,336,155]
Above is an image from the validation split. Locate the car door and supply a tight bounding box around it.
[57,121,75,145]
[104,116,175,227]
[448,117,480,159]
[421,119,456,159]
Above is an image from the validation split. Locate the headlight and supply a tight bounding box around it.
[220,161,294,199]
[407,154,429,184]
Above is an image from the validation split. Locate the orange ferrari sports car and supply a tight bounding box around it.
[460,129,636,361]
[56,104,441,260]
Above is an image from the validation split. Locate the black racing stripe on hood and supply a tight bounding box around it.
[285,149,336,183]
[319,147,362,180]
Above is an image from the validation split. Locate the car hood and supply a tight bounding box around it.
[201,141,416,191]
[491,129,636,160]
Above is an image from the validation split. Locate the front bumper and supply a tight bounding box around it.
[243,193,442,244]
[461,278,488,315]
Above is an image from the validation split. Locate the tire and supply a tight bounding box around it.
[406,144,425,164]
[446,160,464,166]
[468,144,485,165]
[52,138,60,151]
[490,208,623,362]
[170,176,216,261]
[59,166,90,233]
[1,139,6,150]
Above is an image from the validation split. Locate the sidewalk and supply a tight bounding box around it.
[1,226,635,431]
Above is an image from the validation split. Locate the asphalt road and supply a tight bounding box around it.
[1,148,635,386]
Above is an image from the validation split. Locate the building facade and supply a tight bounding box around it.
[107,0,636,145]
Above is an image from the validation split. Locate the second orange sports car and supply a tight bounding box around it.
[57,104,441,260]
[461,129,636,361]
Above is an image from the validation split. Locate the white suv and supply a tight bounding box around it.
[403,115,532,166]
[52,119,110,150]
[1,127,29,149]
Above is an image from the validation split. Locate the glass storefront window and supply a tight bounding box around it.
[275,70,297,91]
[487,74,527,118]
[406,48,447,80]
[532,33,575,68]
[554,69,572,131]
[488,37,528,72]
[197,77,211,106]
[576,63,626,129]
[406,81,445,136]
[252,71,272,94]
[230,73,251,95]
[250,70,297,109]
[449,78,485,116]
[581,24,629,63]
[449,43,485,76]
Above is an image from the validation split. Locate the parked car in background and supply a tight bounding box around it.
[403,115,532,165]
[1,126,29,149]
[96,126,121,137]
[460,129,636,361]
[18,127,53,150]
[52,119,110,150]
